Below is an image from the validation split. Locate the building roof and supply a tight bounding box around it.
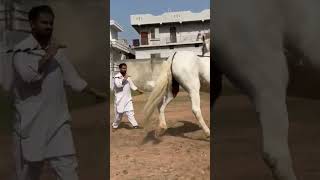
[111,39,135,55]
[130,9,210,28]
[110,19,124,32]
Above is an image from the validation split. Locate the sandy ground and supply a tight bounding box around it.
[1,92,320,180]
[0,102,108,180]
[110,92,211,180]
[213,95,320,180]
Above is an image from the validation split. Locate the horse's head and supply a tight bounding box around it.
[202,35,210,56]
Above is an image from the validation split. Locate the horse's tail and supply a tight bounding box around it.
[143,52,176,127]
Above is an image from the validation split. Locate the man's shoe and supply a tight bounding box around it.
[133,126,140,129]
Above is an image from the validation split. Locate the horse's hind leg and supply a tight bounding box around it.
[157,93,173,130]
[187,80,210,137]
[190,90,210,137]
[222,50,296,179]
[252,53,296,180]
[253,88,296,180]
[156,82,179,135]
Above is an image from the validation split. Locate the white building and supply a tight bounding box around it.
[110,20,135,61]
[110,19,134,89]
[0,0,47,49]
[130,9,210,59]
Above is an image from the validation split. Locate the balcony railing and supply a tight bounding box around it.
[116,39,129,46]
[164,34,202,44]
[111,39,134,54]
[133,34,209,47]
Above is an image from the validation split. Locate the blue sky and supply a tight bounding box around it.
[110,0,210,43]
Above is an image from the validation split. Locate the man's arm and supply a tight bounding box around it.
[13,52,45,84]
[13,41,66,85]
[127,77,144,94]
[114,76,126,88]
[38,56,51,74]
[57,50,107,100]
[38,42,65,74]
[58,50,88,92]
[136,88,144,94]
[81,86,107,99]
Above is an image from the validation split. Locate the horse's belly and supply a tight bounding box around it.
[287,61,320,99]
[200,79,210,92]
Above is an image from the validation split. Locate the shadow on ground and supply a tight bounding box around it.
[141,121,209,145]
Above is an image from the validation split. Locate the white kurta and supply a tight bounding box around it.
[113,72,137,113]
[12,35,88,162]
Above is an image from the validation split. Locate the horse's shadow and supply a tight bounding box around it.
[141,120,210,145]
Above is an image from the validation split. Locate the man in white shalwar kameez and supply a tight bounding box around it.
[112,63,143,129]
[10,5,106,180]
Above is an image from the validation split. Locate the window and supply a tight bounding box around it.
[151,27,159,39]
[151,53,161,59]
[132,39,140,46]
[170,27,177,43]
[155,27,159,38]
[140,32,148,45]
[151,28,155,39]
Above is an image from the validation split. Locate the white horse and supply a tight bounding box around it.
[214,1,320,179]
[143,37,210,137]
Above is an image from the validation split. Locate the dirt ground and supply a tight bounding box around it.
[0,91,210,180]
[2,91,320,179]
[213,95,320,180]
[110,92,211,180]
[0,101,108,180]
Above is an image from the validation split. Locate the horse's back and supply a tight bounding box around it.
[171,51,199,76]
[214,0,290,94]
[171,51,210,91]
[215,0,320,59]
[214,0,320,97]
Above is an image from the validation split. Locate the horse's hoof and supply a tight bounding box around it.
[205,135,210,141]
[204,132,210,139]
[155,128,167,137]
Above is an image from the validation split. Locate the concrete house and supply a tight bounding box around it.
[130,9,210,59]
